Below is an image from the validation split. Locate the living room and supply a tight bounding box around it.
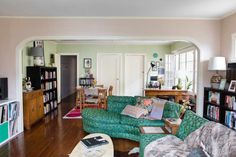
[1,0,236,157]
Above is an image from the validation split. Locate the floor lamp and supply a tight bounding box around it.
[146,62,156,88]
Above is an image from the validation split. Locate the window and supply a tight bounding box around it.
[165,47,198,93]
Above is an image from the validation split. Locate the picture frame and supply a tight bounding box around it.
[228,80,236,92]
[84,58,92,69]
[33,40,44,48]
[219,79,226,90]
[151,61,157,71]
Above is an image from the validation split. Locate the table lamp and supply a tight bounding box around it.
[208,57,226,88]
[30,47,44,66]
[146,62,156,88]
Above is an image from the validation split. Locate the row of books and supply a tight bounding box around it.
[0,105,8,124]
[225,95,236,110]
[43,91,57,103]
[8,102,19,121]
[79,78,94,86]
[41,71,56,80]
[44,101,57,114]
[207,105,220,121]
[208,91,220,104]
[41,81,57,90]
[225,111,236,130]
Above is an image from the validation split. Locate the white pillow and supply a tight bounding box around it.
[121,105,146,118]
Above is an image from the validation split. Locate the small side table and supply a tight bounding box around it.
[163,118,182,135]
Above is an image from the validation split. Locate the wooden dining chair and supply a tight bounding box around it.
[98,88,107,109]
[108,85,113,96]
[76,88,85,111]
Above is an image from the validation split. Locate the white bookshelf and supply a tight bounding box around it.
[0,99,21,146]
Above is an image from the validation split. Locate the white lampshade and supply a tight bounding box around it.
[208,57,226,71]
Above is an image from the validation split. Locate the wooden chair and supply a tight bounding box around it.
[76,88,85,111]
[98,88,107,109]
[108,85,113,96]
[95,84,104,88]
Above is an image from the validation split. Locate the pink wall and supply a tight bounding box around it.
[0,18,221,115]
[221,13,236,59]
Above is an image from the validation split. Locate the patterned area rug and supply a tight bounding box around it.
[63,108,82,119]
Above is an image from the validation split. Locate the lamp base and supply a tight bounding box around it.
[210,73,222,89]
[33,57,44,66]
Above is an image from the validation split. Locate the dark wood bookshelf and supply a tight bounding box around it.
[27,66,58,115]
[204,87,236,130]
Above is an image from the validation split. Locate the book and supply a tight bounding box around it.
[81,136,109,149]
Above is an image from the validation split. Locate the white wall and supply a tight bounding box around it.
[0,18,221,117]
[221,13,236,59]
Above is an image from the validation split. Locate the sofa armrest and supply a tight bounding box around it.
[139,134,168,157]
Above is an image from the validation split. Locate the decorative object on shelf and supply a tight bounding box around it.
[208,57,226,89]
[228,80,236,92]
[84,58,92,69]
[23,77,32,91]
[176,78,183,90]
[146,62,156,88]
[219,79,226,90]
[186,76,193,90]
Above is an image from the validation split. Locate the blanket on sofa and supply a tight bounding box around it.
[145,122,236,157]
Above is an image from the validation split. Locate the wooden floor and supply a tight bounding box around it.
[0,94,138,157]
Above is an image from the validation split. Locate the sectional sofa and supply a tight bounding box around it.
[82,95,236,157]
[82,96,181,141]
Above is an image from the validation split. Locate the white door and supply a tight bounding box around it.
[97,53,122,95]
[125,54,145,96]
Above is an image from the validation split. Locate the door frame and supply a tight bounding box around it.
[56,53,79,103]
[124,53,146,96]
[97,53,123,95]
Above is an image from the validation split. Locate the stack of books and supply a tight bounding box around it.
[81,136,109,149]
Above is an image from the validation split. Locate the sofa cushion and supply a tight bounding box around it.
[82,108,121,124]
[107,96,136,113]
[187,147,208,157]
[140,134,168,157]
[176,110,208,140]
[144,135,191,157]
[120,115,164,127]
[121,105,146,118]
[184,121,236,157]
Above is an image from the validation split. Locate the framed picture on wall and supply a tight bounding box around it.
[33,40,44,48]
[84,58,92,69]
[228,80,236,92]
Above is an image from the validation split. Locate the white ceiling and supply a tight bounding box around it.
[1,0,236,19]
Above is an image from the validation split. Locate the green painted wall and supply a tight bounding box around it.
[56,44,171,78]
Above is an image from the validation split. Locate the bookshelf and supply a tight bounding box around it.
[79,77,94,87]
[203,87,236,130]
[0,100,20,145]
[27,66,58,114]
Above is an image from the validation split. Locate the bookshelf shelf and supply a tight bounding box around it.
[0,100,20,146]
[27,66,58,115]
[204,87,236,130]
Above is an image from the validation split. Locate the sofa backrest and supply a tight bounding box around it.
[107,96,136,113]
[162,101,181,119]
[176,110,208,140]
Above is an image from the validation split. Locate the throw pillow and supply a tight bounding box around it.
[187,147,208,157]
[136,97,153,116]
[148,98,166,120]
[121,105,146,118]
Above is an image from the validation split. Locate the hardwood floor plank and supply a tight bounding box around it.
[0,93,139,157]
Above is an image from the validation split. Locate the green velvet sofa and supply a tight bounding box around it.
[82,96,181,142]
[139,109,209,157]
